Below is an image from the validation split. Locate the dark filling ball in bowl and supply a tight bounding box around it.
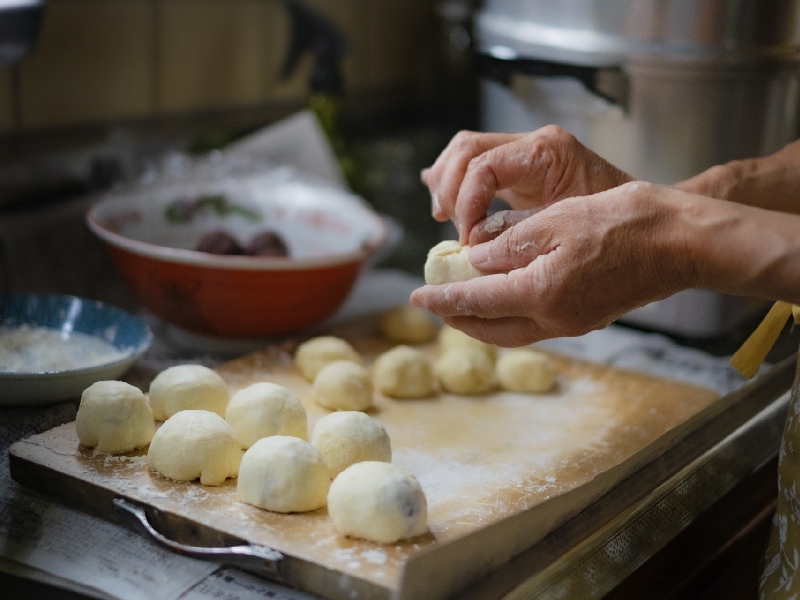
[245,231,289,257]
[196,230,244,255]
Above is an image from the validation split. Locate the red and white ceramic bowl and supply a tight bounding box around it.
[88,172,387,337]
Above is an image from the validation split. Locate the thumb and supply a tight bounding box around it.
[469,216,549,273]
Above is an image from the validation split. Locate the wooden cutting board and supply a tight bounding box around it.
[9,317,719,600]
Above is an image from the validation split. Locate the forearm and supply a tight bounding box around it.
[669,191,800,303]
[675,138,800,213]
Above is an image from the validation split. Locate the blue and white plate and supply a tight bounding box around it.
[0,293,152,406]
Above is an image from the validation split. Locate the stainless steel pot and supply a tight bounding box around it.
[476,0,800,337]
[481,59,800,184]
[477,0,800,65]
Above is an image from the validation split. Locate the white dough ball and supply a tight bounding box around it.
[496,349,557,393]
[237,436,330,513]
[76,381,155,454]
[439,325,498,359]
[424,240,482,285]
[328,462,428,543]
[311,412,391,478]
[379,305,437,345]
[313,361,373,411]
[149,364,229,421]
[436,346,494,395]
[147,410,241,486]
[225,382,308,449]
[294,336,361,382]
[373,346,435,399]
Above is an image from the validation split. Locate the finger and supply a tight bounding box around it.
[431,191,446,220]
[455,136,553,242]
[410,271,536,319]
[421,169,447,220]
[442,315,545,347]
[469,206,565,273]
[423,131,522,224]
[468,208,542,245]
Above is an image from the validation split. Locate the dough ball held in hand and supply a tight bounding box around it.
[374,346,435,399]
[294,336,361,382]
[436,346,494,395]
[238,436,330,513]
[225,382,308,449]
[311,411,391,478]
[314,361,373,411]
[439,325,498,359]
[149,364,229,421]
[424,240,481,285]
[496,349,557,393]
[147,410,241,486]
[380,305,437,345]
[328,462,428,543]
[76,381,155,454]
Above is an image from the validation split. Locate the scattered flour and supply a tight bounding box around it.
[103,455,148,469]
[362,549,387,565]
[484,212,505,234]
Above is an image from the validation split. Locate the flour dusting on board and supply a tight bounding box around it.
[12,342,720,595]
[391,376,620,533]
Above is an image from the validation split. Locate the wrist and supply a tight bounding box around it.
[674,159,751,202]
[651,187,705,290]
[675,193,800,302]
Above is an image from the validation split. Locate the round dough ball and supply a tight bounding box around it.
[424,240,482,285]
[380,305,437,345]
[294,336,361,382]
[314,361,373,411]
[311,412,391,478]
[439,325,498,359]
[373,346,435,399]
[76,381,155,454]
[149,365,229,421]
[147,410,241,486]
[237,436,330,513]
[225,382,308,449]
[328,462,427,543]
[436,346,494,395]
[496,349,557,393]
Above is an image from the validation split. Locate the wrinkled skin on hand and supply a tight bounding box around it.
[411,183,699,347]
[421,126,634,244]
[416,132,800,346]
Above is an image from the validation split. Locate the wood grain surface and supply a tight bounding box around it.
[10,318,720,599]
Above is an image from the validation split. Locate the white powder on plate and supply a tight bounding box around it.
[0,325,130,373]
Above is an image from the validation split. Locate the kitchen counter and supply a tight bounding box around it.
[2,268,792,600]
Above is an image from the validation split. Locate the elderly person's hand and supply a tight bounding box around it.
[421,126,633,244]
[411,182,800,346]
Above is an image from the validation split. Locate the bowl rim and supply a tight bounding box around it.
[86,198,389,271]
[0,292,153,376]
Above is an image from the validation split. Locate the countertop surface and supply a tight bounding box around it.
[1,268,785,600]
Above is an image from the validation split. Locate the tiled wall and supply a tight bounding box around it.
[0,0,439,135]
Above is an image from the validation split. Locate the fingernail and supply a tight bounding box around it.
[431,193,441,217]
[469,243,489,266]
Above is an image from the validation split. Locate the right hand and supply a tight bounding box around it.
[411,182,699,346]
[421,126,634,243]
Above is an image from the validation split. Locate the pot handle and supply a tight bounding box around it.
[475,53,629,110]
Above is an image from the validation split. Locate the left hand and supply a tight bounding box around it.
[411,182,698,346]
[420,126,633,244]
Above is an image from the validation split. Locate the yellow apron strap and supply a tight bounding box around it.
[730,301,795,379]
